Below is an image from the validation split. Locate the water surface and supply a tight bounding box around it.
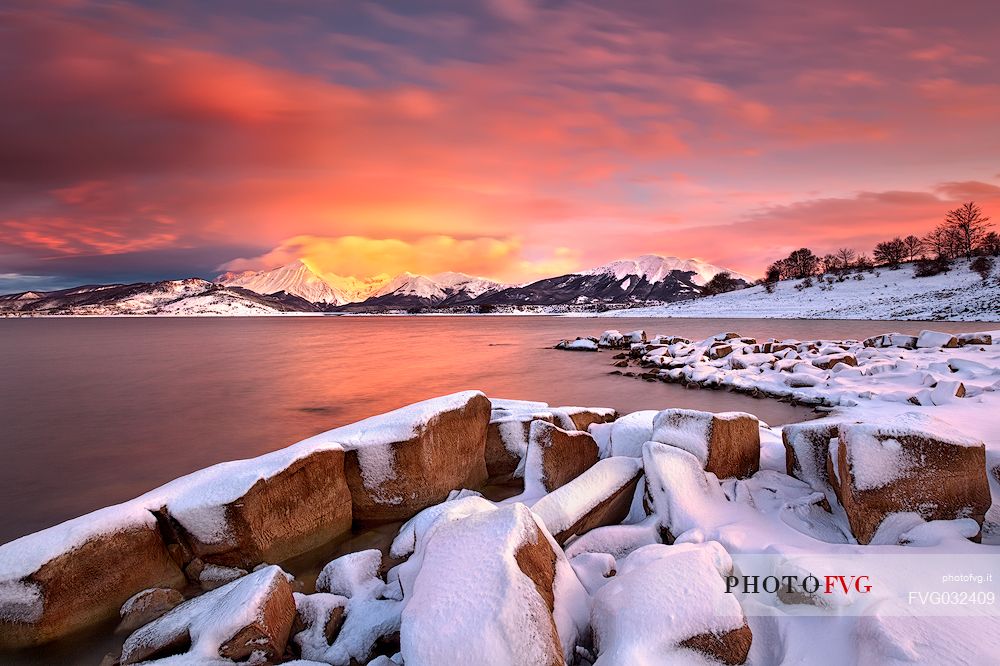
[0,316,987,543]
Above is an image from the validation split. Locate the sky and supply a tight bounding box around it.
[2,0,1000,292]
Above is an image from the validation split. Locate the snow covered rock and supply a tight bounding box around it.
[524,420,600,494]
[811,353,857,370]
[486,410,553,481]
[554,406,618,433]
[120,565,295,664]
[317,391,491,522]
[531,457,643,545]
[651,409,760,479]
[916,330,959,348]
[598,330,625,348]
[958,332,993,345]
[591,542,751,665]
[599,410,657,458]
[0,513,186,648]
[117,587,185,634]
[782,421,841,491]
[168,448,353,570]
[642,442,728,542]
[829,413,992,544]
[556,338,599,351]
[399,503,586,666]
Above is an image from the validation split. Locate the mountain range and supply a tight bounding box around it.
[0,255,751,315]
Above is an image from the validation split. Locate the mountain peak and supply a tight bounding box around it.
[585,254,752,286]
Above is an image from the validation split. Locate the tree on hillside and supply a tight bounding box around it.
[873,237,906,268]
[945,201,991,259]
[821,254,839,274]
[785,248,820,279]
[923,223,958,260]
[701,272,742,296]
[971,255,994,281]
[835,247,856,271]
[901,235,924,261]
[982,231,1000,257]
[854,253,874,271]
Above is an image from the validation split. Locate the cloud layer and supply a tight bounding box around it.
[1,0,999,288]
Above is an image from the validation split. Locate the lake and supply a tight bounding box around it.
[0,316,989,545]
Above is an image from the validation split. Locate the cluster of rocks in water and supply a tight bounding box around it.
[558,328,994,407]
[0,335,997,664]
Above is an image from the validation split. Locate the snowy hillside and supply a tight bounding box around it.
[355,271,506,308]
[598,261,1000,321]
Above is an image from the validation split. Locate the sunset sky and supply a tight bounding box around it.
[2,0,1000,291]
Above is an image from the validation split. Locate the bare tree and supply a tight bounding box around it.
[821,254,839,274]
[835,247,856,271]
[982,231,1000,257]
[901,235,923,261]
[945,201,991,259]
[873,237,906,268]
[923,223,958,260]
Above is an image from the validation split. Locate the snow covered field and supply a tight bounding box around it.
[2,329,999,665]
[597,262,1000,321]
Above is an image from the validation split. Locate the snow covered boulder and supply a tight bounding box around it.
[598,330,625,348]
[651,409,760,479]
[120,565,295,664]
[400,503,586,666]
[829,413,992,544]
[531,457,643,545]
[642,441,728,542]
[0,511,186,649]
[554,405,618,433]
[591,543,751,665]
[916,330,959,348]
[596,410,657,458]
[322,391,491,522]
[708,343,734,359]
[782,421,840,491]
[486,410,553,481]
[525,420,600,494]
[811,353,857,370]
[958,332,993,346]
[556,338,598,351]
[168,448,353,570]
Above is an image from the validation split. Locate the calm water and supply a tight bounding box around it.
[0,316,989,544]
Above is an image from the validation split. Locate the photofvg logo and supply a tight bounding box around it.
[725,573,872,596]
[725,553,999,617]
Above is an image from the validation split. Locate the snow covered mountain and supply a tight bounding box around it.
[473,254,750,306]
[0,280,321,316]
[352,272,507,309]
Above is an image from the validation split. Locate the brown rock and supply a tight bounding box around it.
[179,449,353,570]
[527,420,600,492]
[486,412,553,481]
[218,573,296,661]
[116,587,185,634]
[680,623,753,665]
[811,353,857,370]
[958,332,993,346]
[532,457,643,545]
[830,413,992,544]
[341,391,492,522]
[782,421,840,490]
[652,409,760,479]
[558,406,618,432]
[511,525,563,666]
[708,344,734,359]
[0,521,186,649]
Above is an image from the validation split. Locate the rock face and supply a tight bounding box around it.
[531,457,643,545]
[0,519,186,649]
[117,588,185,634]
[328,391,491,522]
[652,409,760,479]
[591,543,751,665]
[175,449,353,570]
[828,413,992,544]
[120,565,295,665]
[525,421,600,493]
[958,332,992,346]
[642,442,727,543]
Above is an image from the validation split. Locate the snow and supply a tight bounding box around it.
[372,271,504,301]
[597,261,1000,320]
[530,457,642,536]
[316,550,383,598]
[585,254,753,287]
[650,409,714,466]
[605,410,657,458]
[915,329,957,348]
[121,565,288,663]
[840,412,983,491]
[590,542,746,665]
[216,260,351,304]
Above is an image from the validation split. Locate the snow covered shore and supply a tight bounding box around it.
[596,261,1000,321]
[2,337,1000,664]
